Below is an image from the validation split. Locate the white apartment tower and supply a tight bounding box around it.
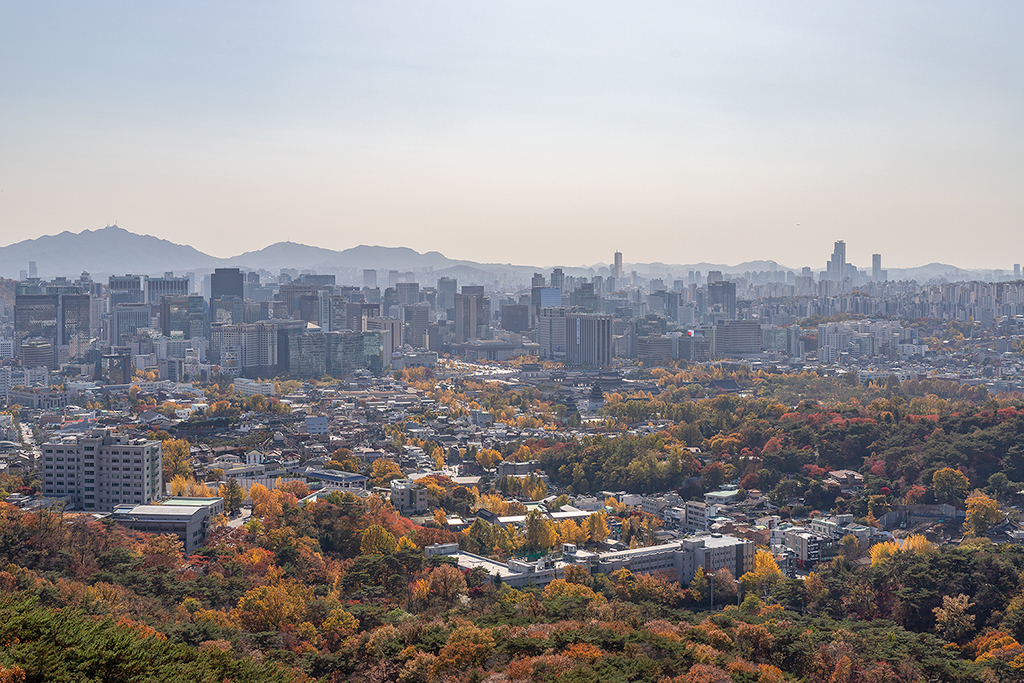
[41,428,163,512]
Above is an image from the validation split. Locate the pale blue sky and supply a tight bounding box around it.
[1,2,1022,269]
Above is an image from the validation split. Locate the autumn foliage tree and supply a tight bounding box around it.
[161,438,192,481]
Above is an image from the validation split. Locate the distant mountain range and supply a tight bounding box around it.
[0,225,1001,284]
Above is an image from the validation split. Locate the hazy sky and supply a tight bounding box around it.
[2,2,1022,269]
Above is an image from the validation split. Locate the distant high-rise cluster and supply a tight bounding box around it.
[3,236,1024,394]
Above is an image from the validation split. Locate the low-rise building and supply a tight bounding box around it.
[783,528,837,566]
[305,415,329,435]
[110,497,223,552]
[390,478,428,515]
[233,378,276,397]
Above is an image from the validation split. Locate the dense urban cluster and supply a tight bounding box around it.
[2,241,1024,682]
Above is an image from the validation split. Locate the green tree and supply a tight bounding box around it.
[222,477,246,514]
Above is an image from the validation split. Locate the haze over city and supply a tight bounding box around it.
[3,2,1023,268]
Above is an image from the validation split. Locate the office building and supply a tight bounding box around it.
[537,307,568,361]
[112,303,151,344]
[588,534,754,585]
[454,287,488,343]
[211,268,244,300]
[367,317,403,362]
[233,377,276,397]
[714,320,762,358]
[437,277,457,316]
[363,269,377,288]
[614,251,623,281]
[41,428,163,512]
[326,330,383,376]
[108,274,144,305]
[59,294,92,347]
[500,304,530,333]
[396,282,420,306]
[111,498,223,553]
[707,281,737,320]
[160,295,207,339]
[209,321,279,376]
[566,313,612,369]
[14,293,58,349]
[346,302,380,332]
[550,268,564,291]
[872,254,882,281]
[146,274,190,304]
[539,287,561,308]
[20,339,55,369]
[403,303,430,347]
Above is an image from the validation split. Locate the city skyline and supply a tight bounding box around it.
[0,224,1021,277]
[3,2,1023,268]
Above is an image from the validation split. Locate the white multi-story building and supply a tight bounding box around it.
[41,428,163,512]
[588,533,754,585]
[233,377,276,397]
[391,479,428,514]
[305,415,329,435]
[684,500,709,534]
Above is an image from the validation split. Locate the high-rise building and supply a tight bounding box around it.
[363,269,377,288]
[614,251,623,281]
[537,307,568,361]
[454,287,488,343]
[1015,264,1021,279]
[367,317,403,362]
[396,282,420,306]
[209,321,279,375]
[403,303,430,347]
[20,339,55,369]
[59,293,92,351]
[566,313,612,369]
[161,295,207,339]
[14,293,58,365]
[146,274,190,304]
[326,330,383,376]
[539,287,561,308]
[41,428,163,512]
[714,320,762,358]
[346,302,380,332]
[872,254,882,281]
[112,303,151,344]
[437,277,458,315]
[108,274,144,306]
[550,268,565,291]
[211,268,244,300]
[829,241,847,282]
[500,304,530,333]
[707,281,737,320]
